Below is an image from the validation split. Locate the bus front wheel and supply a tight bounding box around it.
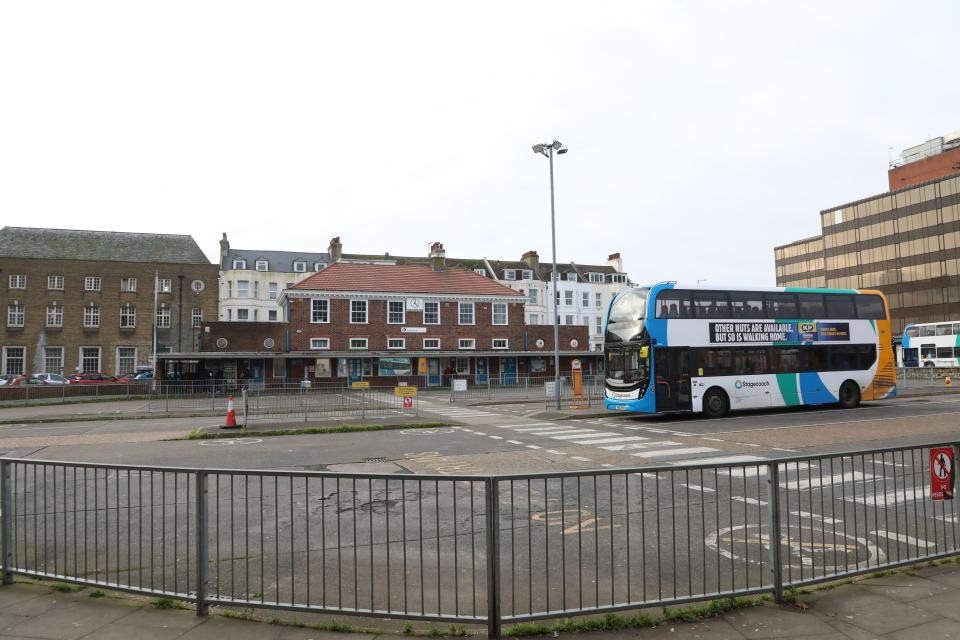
[839,381,861,409]
[702,388,729,419]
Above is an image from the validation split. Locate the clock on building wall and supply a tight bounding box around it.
[191,280,205,293]
[406,298,424,311]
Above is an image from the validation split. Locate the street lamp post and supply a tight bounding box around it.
[532,140,568,410]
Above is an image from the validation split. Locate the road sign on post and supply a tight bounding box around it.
[930,447,954,501]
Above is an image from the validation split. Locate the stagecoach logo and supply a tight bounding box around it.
[735,380,770,389]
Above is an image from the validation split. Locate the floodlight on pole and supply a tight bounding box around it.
[531,139,568,409]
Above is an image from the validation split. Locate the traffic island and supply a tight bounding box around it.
[175,418,452,440]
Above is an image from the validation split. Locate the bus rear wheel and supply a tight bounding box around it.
[839,381,861,409]
[702,388,729,419]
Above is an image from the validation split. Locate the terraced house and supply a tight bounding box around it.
[0,227,218,376]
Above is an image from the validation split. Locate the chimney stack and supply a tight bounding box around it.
[219,233,230,260]
[607,252,623,273]
[429,242,446,272]
[328,237,342,262]
[522,250,540,270]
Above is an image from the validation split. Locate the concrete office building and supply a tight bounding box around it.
[775,131,960,333]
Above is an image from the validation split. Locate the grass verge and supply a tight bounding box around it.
[180,422,450,440]
[503,597,767,637]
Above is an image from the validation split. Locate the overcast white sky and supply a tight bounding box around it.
[2,1,957,285]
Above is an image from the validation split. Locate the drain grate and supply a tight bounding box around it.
[363,457,387,463]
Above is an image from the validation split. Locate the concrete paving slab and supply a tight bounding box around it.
[822,618,883,640]
[804,588,936,635]
[78,623,186,640]
[858,572,952,602]
[886,617,960,640]
[109,604,207,631]
[0,612,31,636]
[907,587,960,622]
[573,619,748,639]
[4,599,134,639]
[0,584,55,611]
[911,563,960,588]
[178,616,285,639]
[722,603,837,638]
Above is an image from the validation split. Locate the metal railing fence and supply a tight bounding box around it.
[0,382,152,405]
[896,366,960,389]
[1,442,957,637]
[146,385,420,420]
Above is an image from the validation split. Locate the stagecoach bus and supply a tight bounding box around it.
[900,321,960,367]
[603,284,896,418]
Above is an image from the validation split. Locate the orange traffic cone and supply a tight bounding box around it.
[222,395,238,429]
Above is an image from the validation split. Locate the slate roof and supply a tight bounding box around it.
[292,262,524,296]
[222,249,331,272]
[340,253,625,282]
[0,227,211,264]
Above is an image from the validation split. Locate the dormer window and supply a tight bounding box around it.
[293,260,307,273]
[588,272,605,283]
[255,259,268,272]
[611,274,627,283]
[314,262,327,271]
[504,269,517,281]
[521,270,533,280]
[566,272,577,281]
[474,268,486,277]
[232,258,247,269]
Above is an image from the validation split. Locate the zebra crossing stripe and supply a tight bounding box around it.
[602,441,682,452]
[781,471,873,490]
[566,436,649,445]
[548,431,619,440]
[631,447,718,459]
[508,426,568,432]
[523,428,595,436]
[732,496,767,505]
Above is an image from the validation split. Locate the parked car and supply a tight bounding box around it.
[67,373,117,384]
[0,374,16,386]
[10,375,47,386]
[34,373,68,385]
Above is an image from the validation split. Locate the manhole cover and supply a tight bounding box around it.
[363,457,386,463]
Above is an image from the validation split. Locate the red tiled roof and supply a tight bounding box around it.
[292,262,524,297]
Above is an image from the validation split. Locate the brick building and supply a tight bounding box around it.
[1,227,219,376]
[167,244,599,384]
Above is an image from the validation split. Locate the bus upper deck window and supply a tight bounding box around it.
[797,293,825,318]
[936,324,952,336]
[854,295,885,320]
[825,294,855,318]
[920,326,935,337]
[764,293,798,319]
[953,323,960,336]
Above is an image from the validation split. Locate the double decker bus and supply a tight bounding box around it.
[603,284,896,418]
[900,321,960,367]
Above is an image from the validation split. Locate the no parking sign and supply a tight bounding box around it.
[930,447,954,501]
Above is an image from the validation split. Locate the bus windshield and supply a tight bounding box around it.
[605,288,648,344]
[605,289,650,386]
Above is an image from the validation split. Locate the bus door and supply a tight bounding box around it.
[654,348,691,412]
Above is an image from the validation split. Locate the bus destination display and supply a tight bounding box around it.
[709,321,850,344]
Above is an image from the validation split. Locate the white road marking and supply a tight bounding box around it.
[871,530,936,549]
[509,426,573,433]
[525,444,542,450]
[496,423,557,428]
[549,431,619,440]
[506,440,523,445]
[731,496,767,505]
[781,471,873,490]
[600,463,614,468]
[631,447,718,459]
[848,486,931,506]
[566,436,649,445]
[681,484,716,493]
[677,455,765,466]
[488,435,503,440]
[792,511,842,525]
[570,456,592,462]
[545,449,567,455]
[601,441,682,452]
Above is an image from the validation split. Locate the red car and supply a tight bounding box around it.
[68,373,117,384]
